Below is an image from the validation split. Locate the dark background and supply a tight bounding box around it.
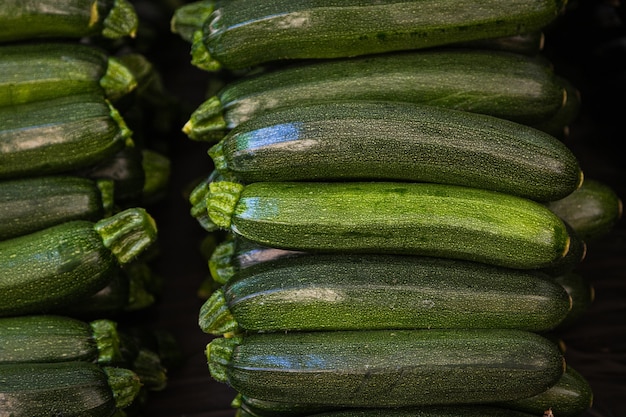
[120,1,626,415]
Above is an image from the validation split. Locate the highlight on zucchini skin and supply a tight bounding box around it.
[192,0,568,70]
[194,180,572,270]
[207,329,566,407]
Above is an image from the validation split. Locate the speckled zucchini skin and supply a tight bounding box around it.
[207,329,565,407]
[209,101,582,202]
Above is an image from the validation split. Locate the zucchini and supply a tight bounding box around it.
[553,272,594,328]
[0,175,114,241]
[0,0,138,42]
[207,329,565,406]
[185,49,568,139]
[0,42,136,107]
[0,315,123,365]
[191,0,567,71]
[0,361,141,416]
[207,101,582,202]
[193,180,571,270]
[200,253,571,335]
[0,207,158,317]
[540,222,586,277]
[0,93,133,179]
[546,178,623,241]
[531,77,582,138]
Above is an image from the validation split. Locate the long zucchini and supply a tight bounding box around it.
[207,329,565,407]
[0,207,157,317]
[0,93,133,179]
[0,42,136,107]
[207,101,582,202]
[200,253,571,335]
[0,0,138,42]
[0,361,141,416]
[192,180,571,270]
[0,176,113,241]
[185,49,568,139]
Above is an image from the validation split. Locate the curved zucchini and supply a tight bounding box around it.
[185,49,567,139]
[547,178,623,241]
[0,207,158,317]
[0,42,136,107]
[0,315,123,365]
[0,361,141,416]
[0,93,133,179]
[192,0,566,70]
[207,329,565,407]
[0,0,138,42]
[194,180,571,270]
[0,175,114,241]
[208,101,582,202]
[200,253,571,335]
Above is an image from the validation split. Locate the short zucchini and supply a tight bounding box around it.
[193,180,571,270]
[0,0,138,42]
[0,361,141,416]
[185,49,568,139]
[0,207,158,317]
[0,93,133,179]
[547,178,623,241]
[200,253,571,335]
[207,329,565,407]
[0,42,137,107]
[0,175,114,241]
[192,0,567,70]
[207,101,582,202]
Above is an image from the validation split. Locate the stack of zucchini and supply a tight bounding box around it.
[173,1,623,416]
[0,1,175,416]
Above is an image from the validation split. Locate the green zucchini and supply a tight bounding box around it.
[531,77,582,138]
[0,361,141,416]
[0,315,124,365]
[185,50,568,139]
[0,93,133,179]
[207,329,565,407]
[0,42,136,107]
[546,178,623,241]
[0,175,114,241]
[191,0,567,71]
[193,180,571,270]
[207,101,582,202]
[0,0,138,42]
[0,207,157,317]
[553,272,594,328]
[200,253,571,335]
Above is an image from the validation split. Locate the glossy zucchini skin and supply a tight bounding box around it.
[194,0,567,70]
[198,180,571,270]
[0,175,111,241]
[200,253,571,335]
[208,101,582,202]
[0,93,132,179]
[547,178,623,241]
[186,49,567,138]
[0,0,138,42]
[207,329,565,407]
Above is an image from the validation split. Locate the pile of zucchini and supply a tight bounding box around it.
[172,1,624,417]
[0,2,176,416]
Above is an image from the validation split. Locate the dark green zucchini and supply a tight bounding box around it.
[207,329,565,407]
[0,361,141,416]
[546,178,623,241]
[531,77,582,138]
[200,253,571,335]
[0,315,123,365]
[191,0,566,70]
[207,101,582,202]
[553,272,595,328]
[185,49,568,139]
[0,93,133,179]
[193,180,571,270]
[0,207,158,317]
[0,175,114,241]
[0,0,138,42]
[0,42,136,107]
